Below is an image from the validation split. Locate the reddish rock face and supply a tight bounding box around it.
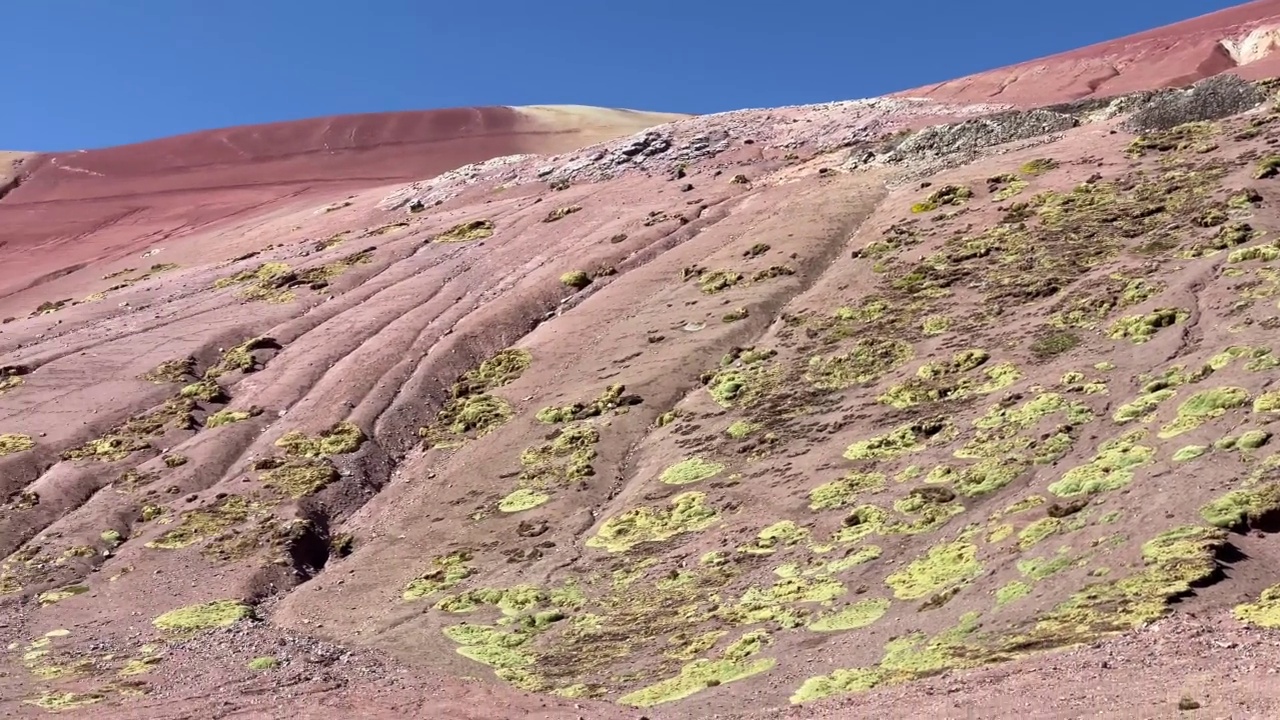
[0,106,683,302]
[897,0,1280,105]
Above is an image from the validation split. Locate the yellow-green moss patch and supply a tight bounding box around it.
[660,457,725,485]
[274,420,365,457]
[434,219,494,243]
[420,348,531,447]
[1107,308,1188,344]
[1157,387,1250,438]
[805,338,914,390]
[498,488,551,513]
[586,492,719,553]
[1235,585,1280,628]
[1048,430,1154,496]
[885,540,980,600]
[152,600,254,632]
[206,407,262,428]
[145,496,260,550]
[844,417,951,461]
[618,631,775,707]
[260,459,340,498]
[0,433,35,456]
[807,598,891,632]
[403,551,474,601]
[1199,482,1280,529]
[809,472,886,510]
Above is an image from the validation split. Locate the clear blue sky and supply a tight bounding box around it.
[2,0,1249,151]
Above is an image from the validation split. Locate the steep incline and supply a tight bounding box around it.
[10,5,1280,720]
[900,0,1280,105]
[0,105,687,312]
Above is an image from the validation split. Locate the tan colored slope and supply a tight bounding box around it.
[517,104,691,143]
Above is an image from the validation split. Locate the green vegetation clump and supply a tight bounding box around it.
[24,692,105,712]
[498,488,551,513]
[1107,308,1189,344]
[1157,387,1250,438]
[536,384,637,424]
[705,348,783,408]
[543,205,582,222]
[247,656,278,670]
[586,492,719,553]
[403,551,474,601]
[559,271,593,289]
[1199,482,1280,529]
[152,600,254,632]
[1235,585,1280,628]
[1126,121,1218,157]
[204,337,277,380]
[698,269,744,294]
[739,520,811,554]
[996,581,1031,606]
[911,184,973,213]
[275,420,365,457]
[885,540,980,600]
[1254,390,1280,413]
[1179,221,1255,258]
[1228,242,1280,263]
[1048,430,1154,496]
[434,219,494,243]
[1027,526,1226,643]
[845,417,951,461]
[145,496,258,550]
[726,420,758,438]
[1222,430,1272,450]
[179,379,228,403]
[260,459,340,498]
[1173,445,1208,462]
[806,338,913,390]
[1113,387,1176,423]
[37,585,89,605]
[0,433,34,456]
[808,598,891,632]
[1256,155,1280,179]
[215,248,373,298]
[206,407,262,428]
[920,315,950,335]
[1020,158,1058,175]
[214,261,300,303]
[420,348,531,447]
[617,631,776,708]
[790,612,985,703]
[140,357,196,384]
[512,423,600,499]
[809,472,887,510]
[62,397,198,462]
[660,457,725,485]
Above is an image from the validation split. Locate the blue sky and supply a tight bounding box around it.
[3,0,1248,150]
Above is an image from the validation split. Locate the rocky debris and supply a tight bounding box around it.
[380,98,1014,211]
[1126,73,1270,132]
[843,107,1078,180]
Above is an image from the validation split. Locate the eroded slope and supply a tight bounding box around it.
[5,79,1280,719]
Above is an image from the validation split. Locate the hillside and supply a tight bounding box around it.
[6,4,1280,719]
